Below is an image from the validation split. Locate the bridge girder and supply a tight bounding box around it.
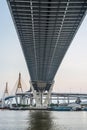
[7,0,87,99]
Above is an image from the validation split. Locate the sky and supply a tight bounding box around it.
[0,0,87,97]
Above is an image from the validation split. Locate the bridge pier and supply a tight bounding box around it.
[1,99,5,108]
[30,81,54,108]
[67,96,70,104]
[43,84,54,107]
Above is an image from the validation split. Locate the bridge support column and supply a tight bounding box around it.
[15,96,18,106]
[57,96,59,105]
[30,83,43,107]
[26,98,29,105]
[67,96,70,104]
[30,81,54,108]
[1,98,5,108]
[9,99,13,108]
[30,94,33,106]
[43,83,54,107]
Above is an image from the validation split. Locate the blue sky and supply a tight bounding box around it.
[0,0,87,97]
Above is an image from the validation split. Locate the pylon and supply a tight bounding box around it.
[3,82,9,98]
[15,73,23,94]
[2,82,9,108]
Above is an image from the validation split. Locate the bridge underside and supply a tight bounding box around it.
[7,0,87,107]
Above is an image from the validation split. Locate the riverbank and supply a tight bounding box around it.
[0,105,87,111]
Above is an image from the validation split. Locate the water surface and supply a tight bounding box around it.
[0,110,87,130]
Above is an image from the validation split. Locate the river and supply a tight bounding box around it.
[0,110,87,130]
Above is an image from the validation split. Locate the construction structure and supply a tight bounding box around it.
[15,73,23,94]
[14,73,29,106]
[2,82,9,108]
[1,74,87,109]
[7,0,87,107]
[1,73,29,108]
